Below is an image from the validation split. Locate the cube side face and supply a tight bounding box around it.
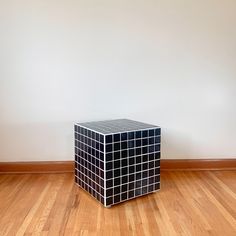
[104,128,161,206]
[74,124,105,205]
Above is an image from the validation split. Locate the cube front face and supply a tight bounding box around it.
[74,119,161,207]
[104,129,161,206]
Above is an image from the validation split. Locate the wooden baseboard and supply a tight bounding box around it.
[0,159,235,174]
[0,161,74,174]
[161,159,236,171]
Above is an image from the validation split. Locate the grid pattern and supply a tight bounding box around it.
[74,125,105,204]
[74,119,161,207]
[77,119,158,134]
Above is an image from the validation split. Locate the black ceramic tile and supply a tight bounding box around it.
[106,135,112,143]
[114,195,121,204]
[128,132,134,140]
[114,133,120,142]
[121,192,128,201]
[114,186,120,195]
[121,132,128,141]
[128,190,134,198]
[106,188,113,197]
[106,153,112,162]
[106,170,113,179]
[106,197,113,205]
[114,151,121,160]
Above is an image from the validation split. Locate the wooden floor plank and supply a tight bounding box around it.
[0,171,235,236]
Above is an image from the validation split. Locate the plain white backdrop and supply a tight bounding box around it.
[0,0,236,161]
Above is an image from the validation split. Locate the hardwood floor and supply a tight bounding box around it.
[0,171,235,236]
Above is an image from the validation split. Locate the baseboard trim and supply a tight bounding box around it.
[0,161,74,174]
[0,159,235,174]
[161,159,236,171]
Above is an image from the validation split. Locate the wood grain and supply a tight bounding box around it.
[0,159,236,174]
[0,171,235,235]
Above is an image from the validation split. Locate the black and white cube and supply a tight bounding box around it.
[74,119,161,207]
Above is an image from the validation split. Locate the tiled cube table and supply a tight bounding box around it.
[74,119,161,207]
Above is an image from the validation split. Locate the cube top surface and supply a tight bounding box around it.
[76,119,159,135]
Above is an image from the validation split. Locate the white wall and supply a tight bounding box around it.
[0,0,236,161]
